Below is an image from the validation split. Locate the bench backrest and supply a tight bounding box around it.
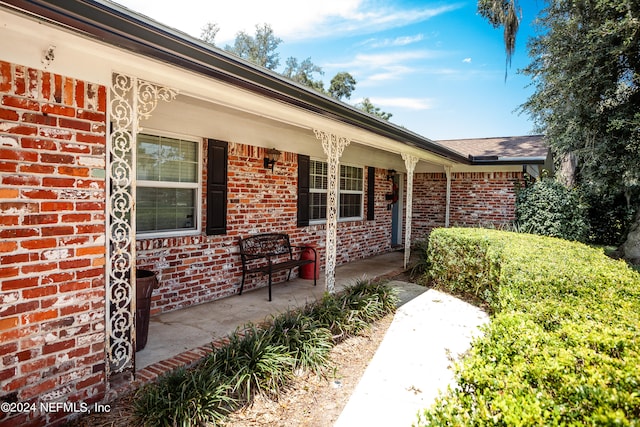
[239,233,292,260]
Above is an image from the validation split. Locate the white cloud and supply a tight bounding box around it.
[366,34,425,48]
[463,57,472,63]
[327,50,437,69]
[115,0,461,43]
[328,51,440,86]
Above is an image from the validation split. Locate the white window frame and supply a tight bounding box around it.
[309,159,364,224]
[135,129,203,239]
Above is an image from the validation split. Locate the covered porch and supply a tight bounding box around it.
[125,250,419,392]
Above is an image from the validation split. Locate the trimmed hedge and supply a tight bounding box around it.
[418,228,640,426]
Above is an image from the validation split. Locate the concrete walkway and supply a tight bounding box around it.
[334,286,489,427]
[135,250,489,427]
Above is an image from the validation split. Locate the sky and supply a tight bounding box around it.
[114,0,545,140]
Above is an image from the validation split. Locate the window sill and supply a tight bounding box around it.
[136,229,201,240]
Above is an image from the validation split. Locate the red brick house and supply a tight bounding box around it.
[0,1,548,425]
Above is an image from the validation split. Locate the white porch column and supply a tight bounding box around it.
[401,153,419,269]
[107,74,176,376]
[314,129,350,294]
[444,165,452,228]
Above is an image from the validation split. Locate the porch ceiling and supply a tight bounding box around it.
[144,93,450,172]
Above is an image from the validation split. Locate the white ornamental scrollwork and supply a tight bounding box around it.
[314,129,350,294]
[401,153,419,269]
[106,73,177,376]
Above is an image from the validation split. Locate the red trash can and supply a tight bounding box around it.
[300,243,319,280]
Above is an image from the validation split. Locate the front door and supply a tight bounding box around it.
[391,174,402,246]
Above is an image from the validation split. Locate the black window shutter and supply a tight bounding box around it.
[367,166,375,220]
[206,139,228,235]
[297,154,310,227]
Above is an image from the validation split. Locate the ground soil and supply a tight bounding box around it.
[68,274,409,427]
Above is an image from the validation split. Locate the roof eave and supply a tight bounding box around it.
[2,0,472,165]
[468,155,547,165]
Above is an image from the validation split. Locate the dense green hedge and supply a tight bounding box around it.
[417,228,640,426]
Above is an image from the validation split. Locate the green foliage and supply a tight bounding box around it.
[266,310,333,375]
[328,72,357,100]
[515,178,588,242]
[199,22,396,120]
[307,279,399,341]
[199,22,219,45]
[133,368,236,427]
[584,190,638,246]
[133,279,398,426]
[355,97,393,121]
[282,56,325,92]
[224,23,282,70]
[203,325,295,402]
[477,0,521,74]
[520,0,640,226]
[409,239,431,283]
[418,227,640,425]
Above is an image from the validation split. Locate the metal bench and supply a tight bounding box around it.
[238,233,317,301]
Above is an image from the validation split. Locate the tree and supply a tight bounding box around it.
[200,22,219,45]
[478,0,521,78]
[283,57,325,92]
[356,98,393,121]
[482,0,640,260]
[224,23,282,70]
[328,72,357,100]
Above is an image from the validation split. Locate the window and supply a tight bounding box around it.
[136,133,201,236]
[309,160,363,221]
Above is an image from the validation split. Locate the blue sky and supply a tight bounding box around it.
[115,0,544,140]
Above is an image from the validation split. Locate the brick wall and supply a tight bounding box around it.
[410,171,524,241]
[0,61,107,426]
[136,143,394,314]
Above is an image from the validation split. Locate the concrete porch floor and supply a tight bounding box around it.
[136,250,410,370]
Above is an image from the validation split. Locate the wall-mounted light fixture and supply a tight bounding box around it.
[263,148,281,172]
[386,169,397,181]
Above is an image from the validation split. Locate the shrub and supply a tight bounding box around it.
[584,190,637,246]
[515,178,588,242]
[307,279,398,341]
[418,228,640,426]
[266,310,333,374]
[203,325,296,403]
[133,367,236,427]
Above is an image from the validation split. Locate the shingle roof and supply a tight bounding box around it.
[437,135,548,162]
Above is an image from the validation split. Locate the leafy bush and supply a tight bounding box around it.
[266,310,333,374]
[418,228,640,426]
[203,325,296,402]
[584,190,637,246]
[515,178,588,242]
[133,279,398,426]
[133,367,236,427]
[307,279,398,341]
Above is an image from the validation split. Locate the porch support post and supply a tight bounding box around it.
[401,153,419,269]
[314,129,350,294]
[106,74,176,377]
[444,165,452,228]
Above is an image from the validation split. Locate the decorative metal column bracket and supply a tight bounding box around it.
[401,153,419,269]
[106,73,177,377]
[314,129,350,294]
